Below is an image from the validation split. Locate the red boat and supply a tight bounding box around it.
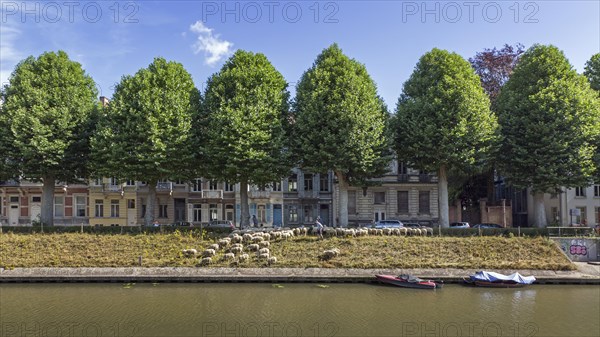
[375,274,442,289]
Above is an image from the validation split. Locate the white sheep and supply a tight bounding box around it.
[201,257,212,265]
[259,241,270,248]
[258,247,270,255]
[383,228,392,236]
[222,253,235,261]
[267,256,277,265]
[218,238,231,247]
[229,246,243,254]
[182,248,198,257]
[209,243,220,251]
[243,233,253,243]
[239,253,249,262]
[258,252,270,260]
[252,236,264,243]
[247,244,260,252]
[399,227,408,236]
[322,248,340,260]
[231,235,243,243]
[202,249,216,257]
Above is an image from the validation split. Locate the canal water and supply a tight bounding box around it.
[0,283,598,337]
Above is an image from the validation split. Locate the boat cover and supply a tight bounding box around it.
[469,271,536,284]
[399,274,424,283]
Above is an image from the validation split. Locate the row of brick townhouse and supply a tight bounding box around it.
[0,160,441,227]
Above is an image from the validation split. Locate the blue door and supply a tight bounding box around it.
[273,204,282,227]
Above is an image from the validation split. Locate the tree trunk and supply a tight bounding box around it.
[336,171,348,227]
[532,192,547,228]
[240,179,250,228]
[41,175,55,226]
[438,165,449,228]
[145,182,157,226]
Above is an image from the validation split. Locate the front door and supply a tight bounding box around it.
[127,199,136,226]
[273,204,282,227]
[320,204,330,226]
[9,204,19,226]
[174,198,186,222]
[374,210,385,222]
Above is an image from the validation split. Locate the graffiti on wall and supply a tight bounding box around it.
[561,239,589,257]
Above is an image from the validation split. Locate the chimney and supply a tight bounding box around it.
[99,96,109,107]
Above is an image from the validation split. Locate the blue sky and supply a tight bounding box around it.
[1,0,599,108]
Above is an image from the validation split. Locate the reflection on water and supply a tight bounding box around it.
[0,283,598,337]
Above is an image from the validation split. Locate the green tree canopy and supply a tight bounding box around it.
[0,50,98,226]
[394,48,497,227]
[584,53,600,92]
[199,50,291,227]
[496,45,600,227]
[293,44,390,226]
[91,57,200,225]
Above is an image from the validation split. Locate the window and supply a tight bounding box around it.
[303,205,314,222]
[224,182,235,192]
[320,175,329,192]
[348,191,356,214]
[127,199,135,209]
[209,181,218,190]
[596,207,600,225]
[9,196,19,203]
[159,205,168,218]
[225,204,234,221]
[398,162,408,175]
[288,175,297,192]
[110,200,120,218]
[289,205,298,222]
[551,207,559,223]
[125,180,135,186]
[54,196,64,217]
[397,191,409,213]
[575,187,586,197]
[75,196,86,217]
[209,204,218,220]
[594,184,599,197]
[575,207,587,225]
[32,196,41,203]
[109,177,119,186]
[304,174,313,191]
[192,179,202,192]
[92,178,102,186]
[141,205,146,217]
[419,191,430,214]
[174,179,184,185]
[193,204,202,222]
[95,200,104,217]
[272,181,282,192]
[374,192,386,204]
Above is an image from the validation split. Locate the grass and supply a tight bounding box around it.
[0,231,575,270]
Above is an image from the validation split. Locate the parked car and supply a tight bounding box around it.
[472,223,503,229]
[374,220,404,228]
[207,220,235,230]
[170,221,193,227]
[403,222,422,228]
[450,222,470,228]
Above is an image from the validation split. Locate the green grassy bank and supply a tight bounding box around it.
[0,232,574,270]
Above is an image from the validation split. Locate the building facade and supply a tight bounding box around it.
[336,160,439,226]
[0,180,89,226]
[531,184,600,227]
[1,164,437,227]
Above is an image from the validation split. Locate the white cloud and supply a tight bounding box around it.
[0,24,22,86]
[189,21,234,66]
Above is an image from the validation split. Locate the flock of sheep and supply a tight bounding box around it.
[180,225,433,266]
